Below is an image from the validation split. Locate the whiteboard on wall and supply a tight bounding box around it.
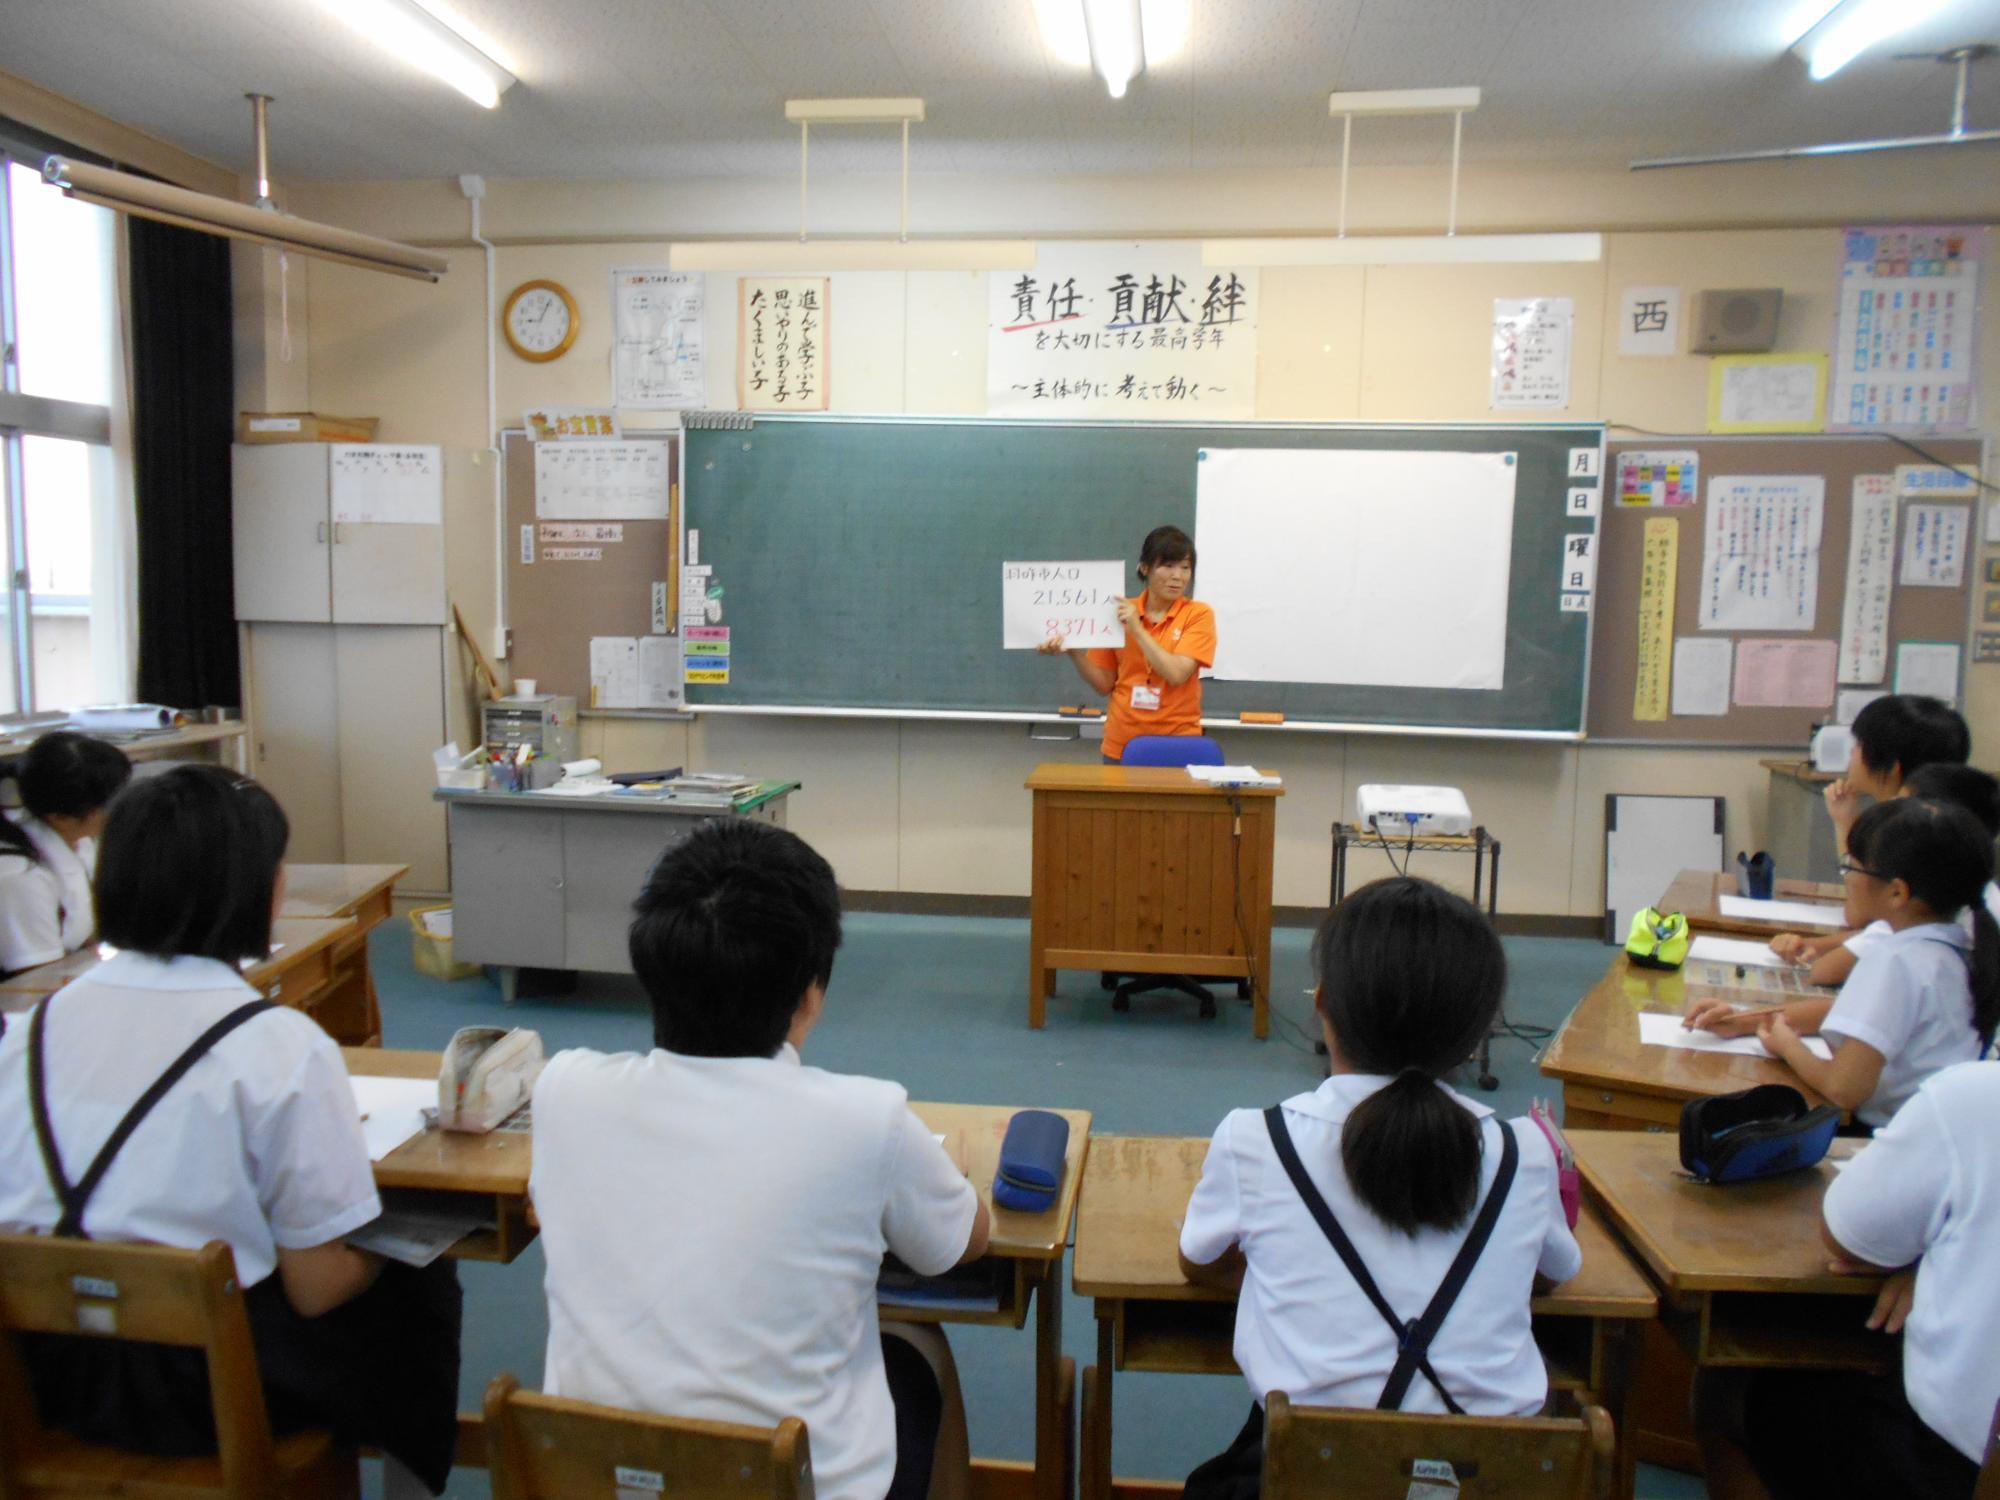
[1193,447,1518,689]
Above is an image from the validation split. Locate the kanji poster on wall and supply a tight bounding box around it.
[1830,226,1981,431]
[738,278,830,411]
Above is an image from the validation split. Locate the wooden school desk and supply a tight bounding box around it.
[344,1049,1090,1500]
[1659,870,1846,939]
[1541,954,1833,1131]
[1026,764,1281,1037]
[1572,1130,1889,1375]
[282,863,407,1047]
[0,917,355,1029]
[1069,1134,1659,1500]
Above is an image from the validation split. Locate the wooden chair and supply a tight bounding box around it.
[1262,1391,1616,1500]
[1974,1394,2000,1500]
[0,1234,355,1499]
[484,1372,815,1500]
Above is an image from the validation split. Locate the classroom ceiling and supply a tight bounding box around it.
[4,0,2000,183]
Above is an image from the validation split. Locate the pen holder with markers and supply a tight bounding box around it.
[489,754,560,792]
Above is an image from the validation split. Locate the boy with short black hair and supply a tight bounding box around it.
[532,819,989,1500]
[1827,694,1971,845]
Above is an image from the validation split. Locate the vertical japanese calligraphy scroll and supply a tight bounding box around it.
[1838,474,1896,683]
[1632,517,1678,721]
[738,278,830,411]
[1698,475,1824,631]
[987,242,1258,419]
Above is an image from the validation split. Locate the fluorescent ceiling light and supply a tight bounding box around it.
[43,156,449,280]
[668,240,1036,273]
[1084,0,1145,98]
[1202,234,1603,267]
[1035,0,1190,91]
[1328,87,1481,117]
[320,0,517,107]
[1792,0,1953,79]
[784,98,925,124]
[1776,0,1843,48]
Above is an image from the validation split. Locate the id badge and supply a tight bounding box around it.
[1130,683,1162,712]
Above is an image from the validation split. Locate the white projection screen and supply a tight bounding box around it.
[1194,447,1518,690]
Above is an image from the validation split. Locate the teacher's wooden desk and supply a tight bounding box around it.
[1541,955,1831,1131]
[1659,871,1846,940]
[282,863,408,1046]
[1069,1133,1658,1500]
[1025,764,1281,1037]
[0,917,354,1029]
[344,1048,1090,1500]
[1572,1130,1888,1374]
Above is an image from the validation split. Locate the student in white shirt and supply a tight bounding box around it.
[1752,798,1998,1129]
[532,819,990,1500]
[1701,1060,2000,1500]
[1176,877,1581,1500]
[0,731,131,974]
[0,766,461,1496]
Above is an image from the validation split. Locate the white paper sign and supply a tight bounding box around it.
[989,243,1258,420]
[1836,687,1886,722]
[329,444,442,525]
[1698,475,1824,631]
[1671,637,1733,716]
[1838,474,1897,682]
[1896,464,1980,498]
[1830,227,1980,431]
[1717,360,1822,428]
[590,635,683,709]
[1001,561,1125,650]
[1566,486,1601,519]
[1490,297,1573,409]
[1618,285,1680,356]
[1195,448,1516,691]
[535,441,671,520]
[612,268,705,409]
[1560,532,1596,593]
[1899,503,1969,586]
[1895,641,1961,701]
[739,278,829,410]
[1636,1012,1832,1061]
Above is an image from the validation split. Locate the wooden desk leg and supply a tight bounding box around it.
[1032,1261,1069,1500]
[1595,1319,1638,1500]
[1085,1314,1115,1500]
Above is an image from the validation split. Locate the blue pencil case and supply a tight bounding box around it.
[992,1110,1070,1213]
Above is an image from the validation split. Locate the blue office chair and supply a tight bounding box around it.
[1106,735,1244,1020]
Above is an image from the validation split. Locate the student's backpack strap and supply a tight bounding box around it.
[1263,1103,1519,1413]
[28,994,276,1239]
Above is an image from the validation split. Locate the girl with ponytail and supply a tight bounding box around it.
[1177,877,1581,1498]
[1758,796,1997,1129]
[0,731,131,974]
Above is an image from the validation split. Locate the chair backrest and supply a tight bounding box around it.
[1121,734,1225,768]
[485,1372,815,1500]
[0,1234,280,1497]
[1262,1392,1615,1500]
[1975,1393,2000,1500]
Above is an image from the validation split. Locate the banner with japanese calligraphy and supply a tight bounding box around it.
[987,242,1257,419]
[738,278,830,410]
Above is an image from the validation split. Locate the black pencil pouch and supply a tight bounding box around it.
[1680,1084,1839,1184]
[992,1109,1070,1213]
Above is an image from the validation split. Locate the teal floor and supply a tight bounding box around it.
[367,912,1704,1500]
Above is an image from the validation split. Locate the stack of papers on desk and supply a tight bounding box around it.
[1636,1011,1833,1060]
[1687,935,1789,968]
[1717,895,1845,928]
[348,1075,436,1161]
[1185,765,1282,788]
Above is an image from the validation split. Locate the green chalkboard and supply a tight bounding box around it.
[681,416,1602,734]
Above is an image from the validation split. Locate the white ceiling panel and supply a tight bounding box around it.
[2,0,1997,182]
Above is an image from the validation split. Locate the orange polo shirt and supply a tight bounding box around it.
[1088,595,1217,761]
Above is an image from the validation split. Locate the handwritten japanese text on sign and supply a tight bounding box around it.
[1633,518,1679,722]
[988,243,1257,420]
[1698,475,1823,632]
[1001,561,1127,649]
[739,278,829,411]
[1838,476,1896,683]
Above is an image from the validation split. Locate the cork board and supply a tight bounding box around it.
[1588,434,1981,745]
[501,430,679,703]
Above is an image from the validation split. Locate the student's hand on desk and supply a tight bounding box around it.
[1769,932,1811,963]
[1684,999,1762,1037]
[1757,1012,1804,1059]
[1822,1262,1916,1335]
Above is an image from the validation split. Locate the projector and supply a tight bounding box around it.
[1355,784,1473,838]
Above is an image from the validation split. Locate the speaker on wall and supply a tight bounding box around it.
[1691,288,1783,353]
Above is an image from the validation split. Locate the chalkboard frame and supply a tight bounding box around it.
[680,414,1606,740]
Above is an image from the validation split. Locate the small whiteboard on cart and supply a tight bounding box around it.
[1194,447,1517,691]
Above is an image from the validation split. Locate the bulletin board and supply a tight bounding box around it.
[1587,434,1982,745]
[500,430,679,704]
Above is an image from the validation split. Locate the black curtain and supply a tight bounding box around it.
[128,215,238,708]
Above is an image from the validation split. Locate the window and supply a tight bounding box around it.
[0,149,129,713]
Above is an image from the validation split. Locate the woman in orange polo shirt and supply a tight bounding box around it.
[1039,525,1217,763]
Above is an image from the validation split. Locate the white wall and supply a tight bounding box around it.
[248,164,2000,911]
